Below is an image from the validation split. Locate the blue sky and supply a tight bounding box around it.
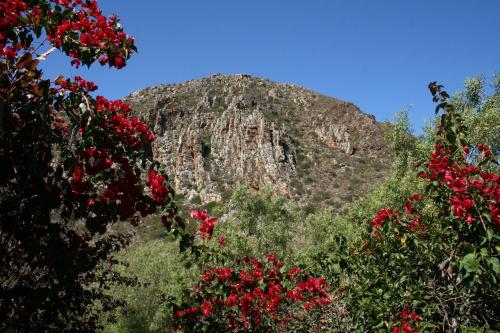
[41,0,500,133]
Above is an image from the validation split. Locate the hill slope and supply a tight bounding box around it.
[125,74,391,211]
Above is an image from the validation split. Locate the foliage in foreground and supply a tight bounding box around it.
[340,82,499,332]
[0,1,191,331]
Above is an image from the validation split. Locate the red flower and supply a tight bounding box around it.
[147,170,169,204]
[201,300,212,316]
[399,307,411,319]
[214,268,233,281]
[114,55,125,68]
[98,55,108,65]
[191,210,219,240]
[72,167,84,183]
[410,194,423,201]
[225,294,238,308]
[190,209,208,221]
[185,307,199,314]
[174,255,330,331]
[371,208,397,229]
[478,144,492,157]
[201,271,213,282]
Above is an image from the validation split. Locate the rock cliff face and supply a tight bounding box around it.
[125,74,391,210]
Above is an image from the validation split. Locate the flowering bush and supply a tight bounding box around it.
[0,1,191,331]
[343,83,499,331]
[162,208,333,331]
[173,254,331,332]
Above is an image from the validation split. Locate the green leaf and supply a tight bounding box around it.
[460,253,481,273]
[485,257,499,275]
[483,212,492,224]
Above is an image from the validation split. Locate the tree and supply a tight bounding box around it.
[0,1,190,331]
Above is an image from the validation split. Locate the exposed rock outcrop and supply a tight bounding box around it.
[125,74,391,210]
[314,124,353,155]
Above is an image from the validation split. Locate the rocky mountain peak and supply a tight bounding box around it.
[125,74,391,211]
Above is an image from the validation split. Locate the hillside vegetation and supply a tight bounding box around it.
[102,76,499,333]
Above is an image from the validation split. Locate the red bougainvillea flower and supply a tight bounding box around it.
[423,144,499,227]
[370,208,397,229]
[190,209,208,221]
[146,170,169,204]
[190,209,219,240]
[201,299,213,316]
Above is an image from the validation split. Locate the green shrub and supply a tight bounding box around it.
[213,185,304,264]
[190,195,202,205]
[101,240,200,333]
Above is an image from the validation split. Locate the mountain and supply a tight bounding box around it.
[125,74,391,212]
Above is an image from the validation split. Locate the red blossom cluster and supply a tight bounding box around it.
[76,149,144,218]
[56,76,98,92]
[370,143,499,240]
[174,255,331,331]
[70,166,90,195]
[80,147,113,175]
[50,0,132,68]
[69,162,168,219]
[1,1,135,68]
[58,91,163,218]
[1,0,176,225]
[189,209,219,240]
[370,208,398,237]
[287,276,330,311]
[146,170,169,204]
[403,194,424,232]
[94,96,154,149]
[420,144,499,227]
[369,196,425,239]
[390,307,422,333]
[0,0,28,60]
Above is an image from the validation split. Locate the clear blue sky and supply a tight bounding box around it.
[41,0,500,133]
